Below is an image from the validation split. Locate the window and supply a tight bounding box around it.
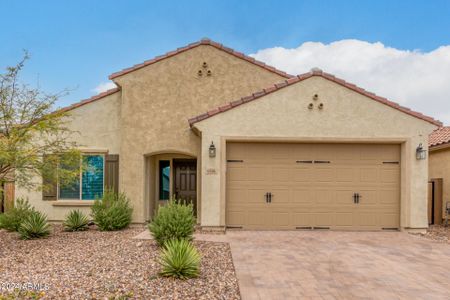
[59,154,104,200]
[159,160,170,200]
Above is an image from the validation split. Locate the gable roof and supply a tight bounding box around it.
[109,38,292,80]
[188,69,442,127]
[58,87,120,113]
[429,126,450,148]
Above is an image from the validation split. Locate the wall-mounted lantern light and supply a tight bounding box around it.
[416,143,427,160]
[209,141,216,158]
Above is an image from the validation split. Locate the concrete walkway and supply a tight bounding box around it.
[135,230,450,299]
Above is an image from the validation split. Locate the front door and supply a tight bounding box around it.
[173,159,197,210]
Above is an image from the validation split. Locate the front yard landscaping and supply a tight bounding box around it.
[412,224,450,243]
[0,225,240,299]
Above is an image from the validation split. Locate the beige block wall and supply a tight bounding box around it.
[195,76,437,229]
[429,147,450,219]
[113,45,285,222]
[15,91,122,220]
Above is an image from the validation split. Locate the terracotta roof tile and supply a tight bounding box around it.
[109,38,292,80]
[188,70,442,127]
[429,126,450,148]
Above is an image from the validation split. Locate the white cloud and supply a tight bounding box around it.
[251,40,450,125]
[92,82,117,94]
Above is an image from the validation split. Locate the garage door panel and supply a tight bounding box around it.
[380,168,400,183]
[358,190,378,205]
[293,166,313,182]
[357,212,379,227]
[271,167,290,182]
[272,212,290,227]
[247,210,270,226]
[270,188,290,204]
[228,166,247,182]
[335,213,355,227]
[379,189,399,205]
[314,213,334,227]
[336,167,356,182]
[360,168,378,182]
[291,212,314,227]
[315,189,335,205]
[226,142,400,230]
[227,211,245,226]
[248,189,268,204]
[227,188,247,205]
[313,167,335,182]
[379,213,399,228]
[292,189,313,204]
[335,190,355,205]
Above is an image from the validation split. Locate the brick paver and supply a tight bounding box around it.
[198,231,450,299]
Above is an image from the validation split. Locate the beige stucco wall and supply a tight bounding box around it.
[15,91,122,220]
[429,147,450,219]
[194,76,437,229]
[113,45,285,222]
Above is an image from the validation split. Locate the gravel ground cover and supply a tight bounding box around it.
[0,226,240,299]
[411,225,450,243]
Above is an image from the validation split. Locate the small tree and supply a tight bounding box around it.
[0,53,80,193]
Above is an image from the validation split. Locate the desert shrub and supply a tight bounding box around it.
[18,210,51,240]
[63,209,89,232]
[148,199,196,247]
[0,198,34,232]
[91,189,133,231]
[159,239,200,279]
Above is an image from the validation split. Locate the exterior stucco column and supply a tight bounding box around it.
[200,134,222,227]
[407,136,429,228]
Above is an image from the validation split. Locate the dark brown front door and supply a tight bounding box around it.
[173,159,197,209]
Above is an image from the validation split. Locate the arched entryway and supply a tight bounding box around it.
[144,151,198,221]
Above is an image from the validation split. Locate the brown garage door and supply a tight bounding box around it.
[226,142,400,230]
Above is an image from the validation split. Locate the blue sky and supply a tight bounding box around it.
[1,0,450,118]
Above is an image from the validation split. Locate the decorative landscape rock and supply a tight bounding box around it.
[0,225,240,299]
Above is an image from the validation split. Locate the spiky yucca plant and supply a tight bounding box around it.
[159,239,201,280]
[18,210,51,240]
[63,209,89,232]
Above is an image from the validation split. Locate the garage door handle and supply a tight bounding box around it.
[265,192,273,203]
[353,193,362,203]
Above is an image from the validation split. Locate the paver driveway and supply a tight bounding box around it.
[201,231,450,299]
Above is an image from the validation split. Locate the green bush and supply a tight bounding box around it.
[91,190,133,231]
[159,239,200,279]
[0,198,34,232]
[63,209,89,232]
[18,210,51,240]
[148,199,196,247]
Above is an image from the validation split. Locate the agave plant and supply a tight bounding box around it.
[159,239,201,279]
[63,209,89,232]
[18,210,51,240]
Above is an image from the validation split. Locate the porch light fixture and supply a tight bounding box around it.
[209,141,216,158]
[416,143,427,160]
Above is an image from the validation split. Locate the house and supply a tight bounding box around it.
[428,127,450,224]
[16,38,441,231]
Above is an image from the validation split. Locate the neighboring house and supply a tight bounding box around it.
[428,126,450,224]
[16,38,441,231]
